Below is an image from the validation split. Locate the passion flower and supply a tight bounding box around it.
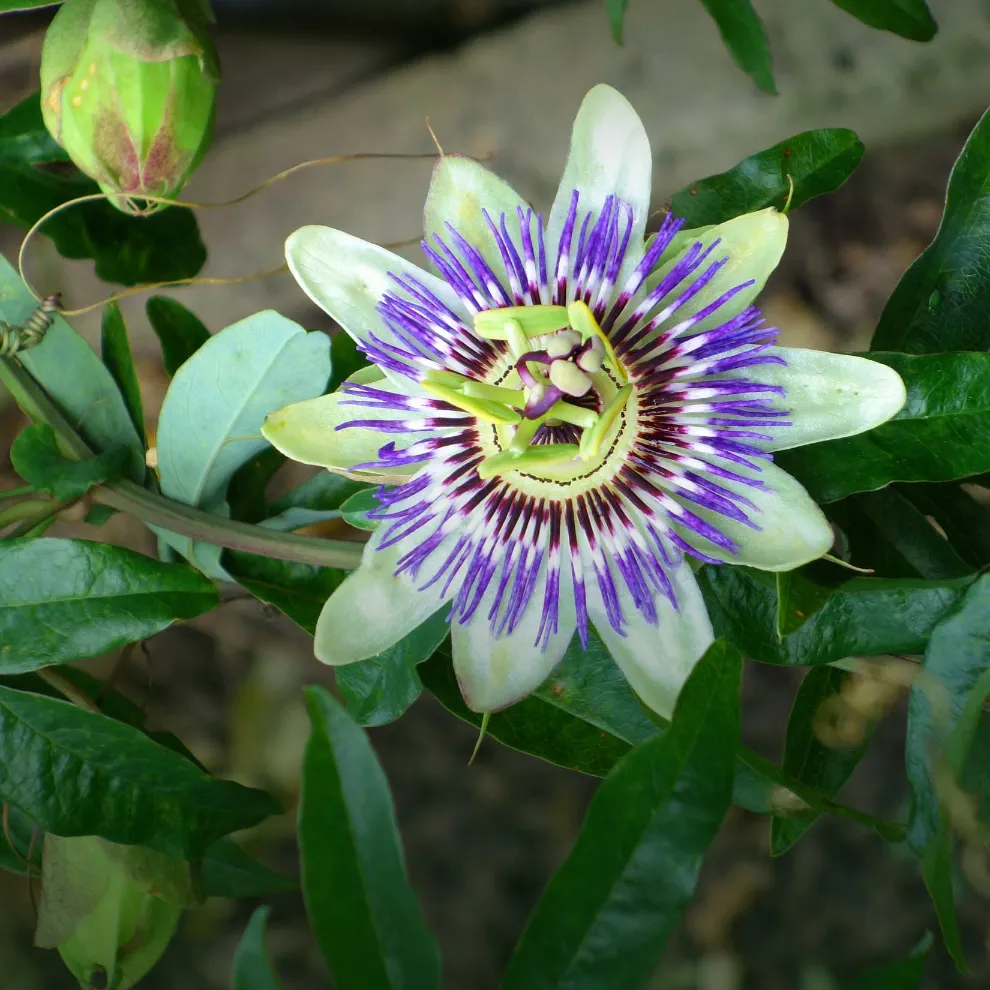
[263,85,906,718]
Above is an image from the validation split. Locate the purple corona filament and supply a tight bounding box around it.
[340,194,788,650]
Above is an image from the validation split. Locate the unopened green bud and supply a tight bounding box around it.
[35,834,195,989]
[40,0,219,214]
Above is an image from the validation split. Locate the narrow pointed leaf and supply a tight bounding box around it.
[339,488,383,531]
[502,640,741,990]
[605,0,630,43]
[898,483,990,572]
[841,934,932,988]
[299,687,441,990]
[232,907,283,990]
[101,301,146,444]
[146,296,211,376]
[0,686,279,858]
[777,352,990,503]
[0,538,218,671]
[829,0,936,42]
[10,423,127,500]
[699,0,776,94]
[922,829,967,971]
[872,108,990,352]
[671,128,863,226]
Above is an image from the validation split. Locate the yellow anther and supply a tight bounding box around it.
[566,301,627,383]
[579,385,632,461]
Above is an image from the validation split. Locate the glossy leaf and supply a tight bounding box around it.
[0,538,219,671]
[10,423,127,500]
[699,564,973,667]
[339,487,382,531]
[872,108,990,352]
[771,667,873,855]
[1,255,146,480]
[0,686,280,858]
[299,687,441,990]
[101,302,146,444]
[232,907,283,990]
[604,0,630,43]
[0,803,41,876]
[0,94,206,286]
[899,483,990,572]
[777,352,990,503]
[842,934,932,988]
[201,839,296,899]
[698,0,775,93]
[502,641,741,990]
[146,296,211,376]
[670,129,863,226]
[830,0,935,42]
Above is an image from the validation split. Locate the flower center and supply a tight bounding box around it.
[419,303,633,481]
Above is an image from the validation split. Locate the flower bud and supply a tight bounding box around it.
[35,834,194,989]
[40,0,219,214]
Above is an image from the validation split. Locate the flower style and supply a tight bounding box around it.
[263,85,906,718]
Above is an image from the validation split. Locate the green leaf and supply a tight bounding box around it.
[699,0,776,94]
[699,564,973,667]
[922,829,967,971]
[502,640,740,990]
[328,331,371,392]
[0,686,280,858]
[829,0,936,42]
[155,310,331,573]
[340,487,382,531]
[771,667,874,855]
[226,447,285,524]
[1,255,146,481]
[670,128,863,226]
[269,471,369,515]
[0,802,40,877]
[0,1,63,10]
[232,907,283,990]
[335,610,451,727]
[906,574,990,853]
[775,570,834,638]
[841,933,932,988]
[0,538,219,671]
[605,0,630,44]
[898,483,990,572]
[201,839,296,899]
[299,686,441,990]
[101,302,146,445]
[146,296,211,376]
[777,352,990,503]
[10,423,127,500]
[0,94,206,287]
[872,108,990,352]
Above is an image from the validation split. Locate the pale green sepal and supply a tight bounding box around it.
[424,155,530,284]
[452,567,577,712]
[314,536,452,666]
[261,386,415,483]
[646,208,787,337]
[675,460,833,571]
[590,556,714,720]
[732,347,908,452]
[285,225,467,385]
[547,85,652,287]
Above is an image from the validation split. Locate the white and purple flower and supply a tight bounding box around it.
[263,85,906,718]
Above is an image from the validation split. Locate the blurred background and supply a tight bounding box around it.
[2,0,990,987]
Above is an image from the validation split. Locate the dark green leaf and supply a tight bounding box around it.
[0,538,219,671]
[771,667,873,855]
[922,829,967,971]
[699,564,973,667]
[699,0,776,94]
[842,933,933,989]
[839,488,971,580]
[340,487,382,531]
[299,687,441,990]
[0,95,206,286]
[872,108,990,352]
[336,609,451,726]
[775,570,834,637]
[227,447,285,524]
[1,255,146,480]
[605,0,630,44]
[0,803,40,877]
[502,641,741,990]
[0,686,280,858]
[898,483,990,572]
[232,907,283,990]
[84,503,117,526]
[10,423,127,500]
[829,0,936,42]
[201,838,296,899]
[101,301,146,444]
[0,1,62,9]
[269,471,369,515]
[146,296,211,376]
[906,575,990,852]
[777,352,990,503]
[328,332,371,392]
[223,551,347,634]
[670,129,863,226]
